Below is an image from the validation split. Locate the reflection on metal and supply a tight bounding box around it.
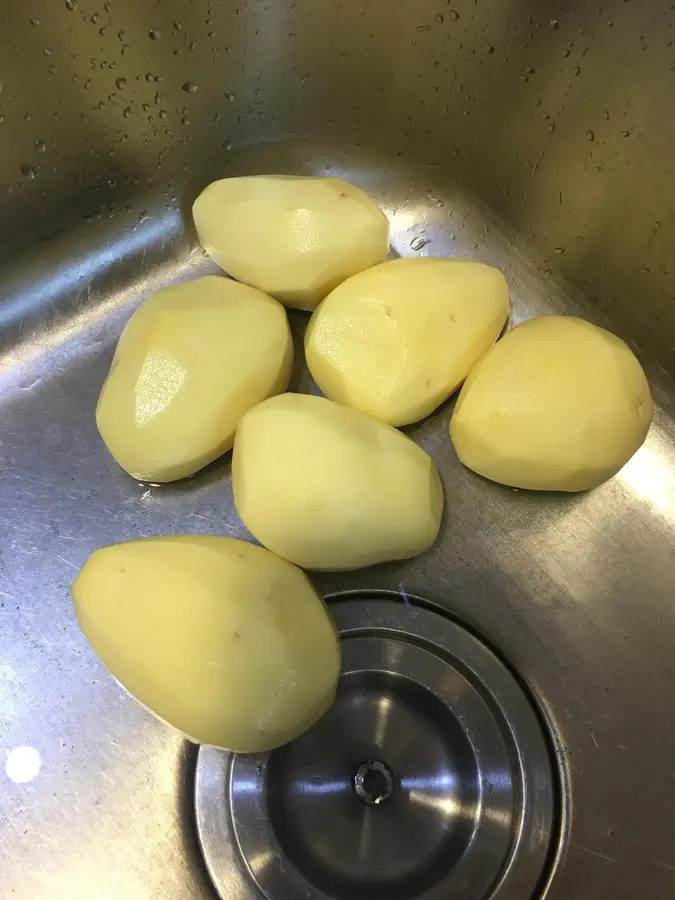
[618,440,675,515]
[5,746,41,784]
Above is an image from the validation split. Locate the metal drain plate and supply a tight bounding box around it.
[195,591,561,900]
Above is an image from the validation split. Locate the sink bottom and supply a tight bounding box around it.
[195,591,563,900]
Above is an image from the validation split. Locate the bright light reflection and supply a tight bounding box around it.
[618,442,675,515]
[5,745,41,784]
[400,773,457,791]
[291,779,351,795]
[135,349,186,425]
[288,208,318,254]
[407,790,460,817]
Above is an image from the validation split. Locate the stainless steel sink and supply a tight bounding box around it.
[2,2,675,898]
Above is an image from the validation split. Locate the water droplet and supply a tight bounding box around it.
[223,138,232,150]
[417,24,431,31]
[551,18,559,28]
[159,109,167,119]
[410,235,430,251]
[621,130,630,137]
[181,115,190,125]
[0,115,4,123]
[486,44,495,53]
[548,122,556,133]
[603,110,610,120]
[155,92,163,105]
[174,21,183,30]
[149,29,162,40]
[183,81,198,93]
[225,90,235,101]
[90,13,99,25]
[573,65,581,75]
[300,72,310,83]
[65,0,77,10]
[554,246,565,254]
[30,17,40,26]
[85,79,92,90]
[35,140,47,153]
[563,48,571,57]
[48,64,57,74]
[116,77,127,90]
[586,129,595,141]
[20,163,36,180]
[447,7,460,21]
[123,106,132,118]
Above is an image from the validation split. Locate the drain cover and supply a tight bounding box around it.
[195,591,560,900]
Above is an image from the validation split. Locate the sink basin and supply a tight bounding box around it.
[2,2,675,898]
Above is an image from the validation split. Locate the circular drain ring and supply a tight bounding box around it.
[195,590,562,900]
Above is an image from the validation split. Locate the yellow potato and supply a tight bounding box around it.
[96,275,292,482]
[192,175,390,311]
[233,393,444,570]
[450,316,652,491]
[72,536,340,752]
[306,257,509,426]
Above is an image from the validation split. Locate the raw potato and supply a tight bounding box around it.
[450,316,653,491]
[96,275,292,482]
[233,393,444,570]
[72,535,340,752]
[306,257,509,426]
[192,175,390,311]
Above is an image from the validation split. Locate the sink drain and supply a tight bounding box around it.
[194,590,562,900]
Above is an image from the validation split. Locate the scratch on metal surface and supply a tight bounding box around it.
[56,555,79,570]
[591,732,599,748]
[652,859,675,872]
[571,843,617,864]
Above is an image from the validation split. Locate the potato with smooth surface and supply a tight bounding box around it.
[306,257,509,426]
[72,535,340,752]
[450,316,652,491]
[192,175,390,311]
[232,393,444,570]
[96,275,292,482]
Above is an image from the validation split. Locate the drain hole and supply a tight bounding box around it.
[353,759,395,806]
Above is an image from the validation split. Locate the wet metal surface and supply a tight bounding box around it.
[2,2,675,899]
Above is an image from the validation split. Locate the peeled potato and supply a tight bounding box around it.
[233,393,443,570]
[450,315,652,491]
[192,175,390,311]
[96,275,292,482]
[72,535,340,752]
[306,257,509,426]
